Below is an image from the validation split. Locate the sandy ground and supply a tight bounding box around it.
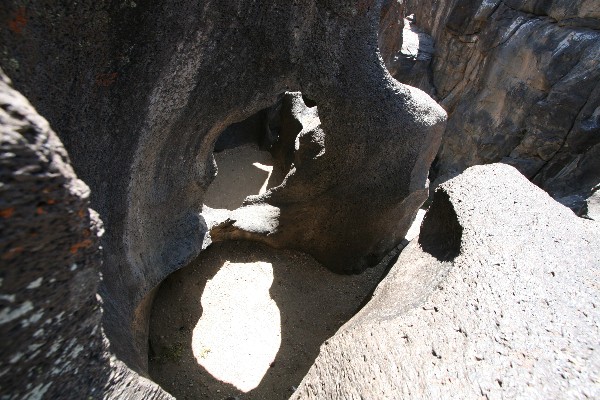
[148,241,386,400]
[204,145,285,211]
[148,145,425,399]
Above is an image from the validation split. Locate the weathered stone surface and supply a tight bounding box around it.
[293,164,600,399]
[393,15,436,96]
[269,92,320,176]
[2,0,445,370]
[0,69,171,399]
[379,2,437,96]
[505,0,600,29]
[585,186,600,220]
[378,0,406,74]
[387,0,600,212]
[209,83,445,275]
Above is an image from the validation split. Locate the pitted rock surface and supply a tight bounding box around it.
[384,0,600,214]
[0,69,171,399]
[293,164,600,399]
[1,0,446,370]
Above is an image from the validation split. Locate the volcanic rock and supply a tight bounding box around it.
[293,164,600,399]
[0,69,170,399]
[1,0,445,374]
[382,0,600,213]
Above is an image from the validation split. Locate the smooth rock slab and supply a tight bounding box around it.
[293,164,600,399]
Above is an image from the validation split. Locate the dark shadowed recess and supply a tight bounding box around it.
[418,189,462,261]
[213,104,280,153]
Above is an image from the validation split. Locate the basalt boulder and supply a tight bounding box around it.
[293,164,600,399]
[0,69,171,399]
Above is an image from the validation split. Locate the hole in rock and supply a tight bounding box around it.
[148,241,386,399]
[204,105,289,211]
[203,91,321,212]
[418,190,463,261]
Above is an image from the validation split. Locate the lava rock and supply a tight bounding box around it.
[292,164,600,399]
[378,0,406,75]
[381,0,600,214]
[0,69,171,399]
[1,0,446,369]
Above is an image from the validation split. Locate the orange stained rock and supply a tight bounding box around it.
[8,7,27,34]
[70,239,93,254]
[2,247,24,260]
[0,208,15,218]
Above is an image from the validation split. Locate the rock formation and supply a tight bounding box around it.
[0,69,170,399]
[1,0,599,398]
[380,0,600,217]
[293,164,600,399]
[379,1,436,95]
[1,0,445,377]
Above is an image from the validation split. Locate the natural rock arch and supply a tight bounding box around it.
[117,1,447,371]
[0,0,446,373]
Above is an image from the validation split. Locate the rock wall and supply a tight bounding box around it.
[293,164,600,399]
[387,0,600,215]
[1,0,445,373]
[0,69,170,399]
[378,0,405,74]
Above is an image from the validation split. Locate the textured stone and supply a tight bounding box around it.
[293,164,600,399]
[505,0,600,29]
[378,0,406,73]
[1,0,445,370]
[379,3,437,96]
[0,69,170,399]
[586,187,600,220]
[387,0,600,212]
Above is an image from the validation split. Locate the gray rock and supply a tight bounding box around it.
[378,0,406,73]
[505,0,600,30]
[385,0,600,214]
[293,164,600,399]
[269,92,320,175]
[586,186,600,220]
[1,0,445,376]
[0,69,170,399]
[381,10,437,96]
